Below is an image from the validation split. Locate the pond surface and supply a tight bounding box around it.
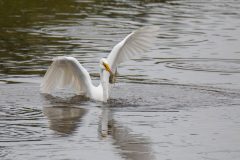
[1,0,240,160]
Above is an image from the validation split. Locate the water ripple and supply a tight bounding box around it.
[164,59,240,73]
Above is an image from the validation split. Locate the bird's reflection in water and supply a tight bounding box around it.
[42,94,154,159]
[43,106,86,134]
[99,106,155,160]
[42,94,87,135]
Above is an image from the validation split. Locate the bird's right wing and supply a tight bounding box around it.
[40,56,92,95]
[107,26,159,73]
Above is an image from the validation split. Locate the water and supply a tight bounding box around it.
[0,0,240,159]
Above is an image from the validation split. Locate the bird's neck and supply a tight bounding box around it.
[99,70,109,102]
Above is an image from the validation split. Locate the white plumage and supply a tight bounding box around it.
[40,26,159,102]
[107,26,159,72]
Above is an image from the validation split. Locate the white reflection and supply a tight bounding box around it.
[99,106,155,160]
[43,106,86,134]
[42,94,87,134]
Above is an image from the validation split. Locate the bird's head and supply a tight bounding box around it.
[100,58,113,75]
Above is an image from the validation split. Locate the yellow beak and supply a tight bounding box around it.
[103,62,113,75]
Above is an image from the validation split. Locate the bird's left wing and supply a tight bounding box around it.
[40,56,92,95]
[107,26,159,73]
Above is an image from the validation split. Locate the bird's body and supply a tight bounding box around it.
[40,26,159,102]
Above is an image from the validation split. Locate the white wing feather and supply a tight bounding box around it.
[40,56,92,95]
[107,26,159,72]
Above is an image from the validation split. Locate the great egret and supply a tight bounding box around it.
[40,26,159,102]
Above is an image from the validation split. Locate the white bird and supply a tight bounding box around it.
[40,26,159,102]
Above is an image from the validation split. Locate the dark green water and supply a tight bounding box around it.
[1,0,240,159]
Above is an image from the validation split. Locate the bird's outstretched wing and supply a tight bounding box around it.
[107,26,159,73]
[40,56,92,95]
